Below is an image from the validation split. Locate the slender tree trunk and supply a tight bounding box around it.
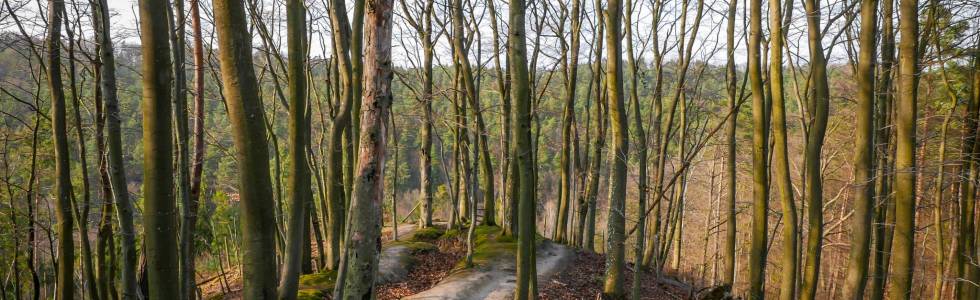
[869,0,895,298]
[929,68,956,300]
[747,0,769,295]
[164,0,195,297]
[887,0,919,297]
[723,0,738,286]
[555,0,582,243]
[580,2,605,251]
[602,0,628,297]
[185,0,207,296]
[212,0,280,297]
[325,0,354,270]
[93,0,137,297]
[768,0,798,297]
[140,0,179,297]
[337,0,394,295]
[799,0,832,296]
[842,0,878,297]
[278,0,309,297]
[955,18,980,300]
[625,0,647,296]
[485,0,512,232]
[63,8,99,299]
[413,0,435,228]
[510,0,535,296]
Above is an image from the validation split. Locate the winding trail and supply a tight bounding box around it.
[404,241,575,300]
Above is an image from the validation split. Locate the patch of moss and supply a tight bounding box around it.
[296,288,326,300]
[298,270,337,292]
[411,227,445,242]
[455,225,518,269]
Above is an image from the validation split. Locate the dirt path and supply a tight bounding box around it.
[403,241,575,300]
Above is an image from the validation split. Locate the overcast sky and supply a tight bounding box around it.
[4,0,978,69]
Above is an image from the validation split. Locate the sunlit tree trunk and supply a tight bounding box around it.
[140,0,179,297]
[955,15,980,300]
[722,0,738,286]
[554,0,582,243]
[337,0,394,296]
[579,0,605,251]
[869,0,896,298]
[842,0,878,298]
[213,0,280,297]
[450,0,494,227]
[768,0,798,297]
[746,0,769,295]
[602,0,628,297]
[887,0,919,297]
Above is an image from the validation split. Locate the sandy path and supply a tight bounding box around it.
[403,241,574,300]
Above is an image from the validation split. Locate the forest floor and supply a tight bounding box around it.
[202,224,700,300]
[538,250,695,299]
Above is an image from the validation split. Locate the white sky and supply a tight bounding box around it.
[5,0,978,69]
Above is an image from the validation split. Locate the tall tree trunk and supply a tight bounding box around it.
[799,0,832,295]
[64,8,100,299]
[450,0,494,227]
[888,0,918,297]
[602,0,628,297]
[485,0,512,233]
[411,0,435,229]
[325,0,355,270]
[580,1,605,251]
[641,0,665,268]
[955,16,980,300]
[842,0,878,297]
[185,0,207,296]
[165,0,195,297]
[337,0,394,296]
[555,0,582,243]
[510,0,535,296]
[747,0,769,295]
[869,0,896,298]
[722,0,738,286]
[625,0,648,296]
[768,0,798,297]
[93,0,138,296]
[212,0,280,297]
[278,0,309,298]
[139,0,179,298]
[929,58,957,299]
